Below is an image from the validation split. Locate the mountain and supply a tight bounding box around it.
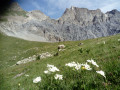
[0,2,120,42]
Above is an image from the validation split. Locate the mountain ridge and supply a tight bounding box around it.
[0,2,120,42]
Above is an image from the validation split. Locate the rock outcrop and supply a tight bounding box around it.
[0,2,120,42]
[16,52,52,65]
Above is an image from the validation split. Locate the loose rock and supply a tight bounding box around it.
[16,52,52,65]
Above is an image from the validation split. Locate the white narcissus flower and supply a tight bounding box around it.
[44,70,49,74]
[33,76,41,83]
[65,62,92,70]
[75,63,81,70]
[47,64,54,68]
[65,62,82,70]
[81,63,92,70]
[65,61,77,67]
[87,59,99,67]
[44,64,59,74]
[96,70,106,78]
[47,64,59,72]
[54,74,63,80]
[48,66,59,72]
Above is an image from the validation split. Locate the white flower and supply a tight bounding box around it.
[44,70,49,74]
[81,63,92,70]
[47,64,59,72]
[48,66,59,72]
[87,59,99,67]
[47,64,54,68]
[65,62,77,67]
[74,63,81,70]
[65,62,81,70]
[54,74,63,80]
[96,70,106,78]
[33,76,41,83]
[118,39,120,41]
[44,64,59,74]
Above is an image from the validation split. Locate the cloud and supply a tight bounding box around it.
[16,0,120,18]
[47,0,120,11]
[100,1,120,12]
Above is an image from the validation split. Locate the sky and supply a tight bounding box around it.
[14,0,120,19]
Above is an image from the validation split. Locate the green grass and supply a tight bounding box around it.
[0,33,120,90]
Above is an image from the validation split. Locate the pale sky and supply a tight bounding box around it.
[14,0,120,19]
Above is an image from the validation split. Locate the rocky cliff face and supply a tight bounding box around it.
[0,2,120,42]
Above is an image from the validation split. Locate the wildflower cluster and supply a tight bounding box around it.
[81,63,92,70]
[65,61,92,70]
[87,59,99,67]
[65,59,106,78]
[33,59,106,85]
[65,61,81,70]
[44,64,60,74]
[33,64,61,84]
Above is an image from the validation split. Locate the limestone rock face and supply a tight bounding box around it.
[0,2,120,42]
[27,10,49,21]
[56,7,120,41]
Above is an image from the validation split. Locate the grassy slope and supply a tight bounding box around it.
[0,33,120,90]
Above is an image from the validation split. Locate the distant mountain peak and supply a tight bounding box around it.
[107,9,120,14]
[28,10,49,21]
[0,4,120,42]
[59,7,103,24]
[63,7,102,15]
